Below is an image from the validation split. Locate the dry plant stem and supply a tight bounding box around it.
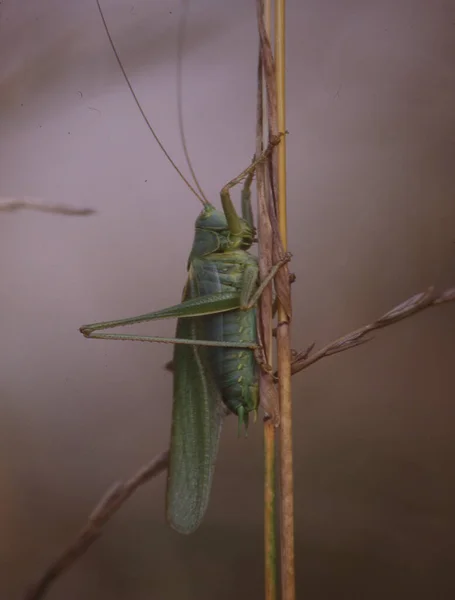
[23,451,169,600]
[274,1,295,599]
[255,0,291,320]
[256,0,295,597]
[264,421,278,600]
[291,286,455,375]
[256,2,275,419]
[0,197,95,215]
[256,3,278,599]
[257,49,278,600]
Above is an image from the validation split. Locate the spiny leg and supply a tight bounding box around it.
[80,290,260,350]
[241,252,292,310]
[82,331,259,349]
[221,135,283,198]
[238,253,292,374]
[220,134,284,235]
[254,346,276,377]
[80,290,241,337]
[241,164,255,229]
[253,324,278,380]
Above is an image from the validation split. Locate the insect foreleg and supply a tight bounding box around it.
[241,167,255,228]
[240,252,292,310]
[222,134,283,197]
[220,134,284,234]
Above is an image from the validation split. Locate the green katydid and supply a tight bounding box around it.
[83,1,288,534]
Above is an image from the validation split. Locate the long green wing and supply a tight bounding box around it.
[165,269,225,534]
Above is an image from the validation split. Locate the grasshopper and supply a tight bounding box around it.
[82,1,288,534]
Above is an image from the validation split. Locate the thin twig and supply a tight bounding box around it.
[291,286,455,375]
[256,2,279,599]
[0,197,96,216]
[256,1,280,427]
[272,0,295,598]
[22,286,455,600]
[255,0,291,320]
[257,0,295,597]
[23,451,169,600]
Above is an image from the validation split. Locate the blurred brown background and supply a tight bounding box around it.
[1,0,454,598]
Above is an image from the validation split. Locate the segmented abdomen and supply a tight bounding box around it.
[194,251,259,419]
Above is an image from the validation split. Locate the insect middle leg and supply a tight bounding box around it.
[239,252,292,311]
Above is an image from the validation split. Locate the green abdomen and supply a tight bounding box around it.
[197,252,259,421]
[212,308,258,417]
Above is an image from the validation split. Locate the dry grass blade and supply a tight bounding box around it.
[23,451,169,600]
[255,3,279,599]
[291,286,455,374]
[0,197,96,216]
[255,0,291,320]
[257,1,296,598]
[23,284,455,600]
[256,11,279,426]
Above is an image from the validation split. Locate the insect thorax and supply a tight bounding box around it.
[190,204,254,262]
[190,204,259,430]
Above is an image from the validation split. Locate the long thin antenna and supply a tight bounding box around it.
[177,0,209,204]
[95,0,208,206]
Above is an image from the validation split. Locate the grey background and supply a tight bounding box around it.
[1,0,454,598]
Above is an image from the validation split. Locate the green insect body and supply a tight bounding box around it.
[80,145,285,534]
[189,203,259,428]
[166,201,259,533]
[86,1,287,535]
[164,177,273,534]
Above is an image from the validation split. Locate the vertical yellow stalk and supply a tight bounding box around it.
[275,1,296,600]
[264,421,276,600]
